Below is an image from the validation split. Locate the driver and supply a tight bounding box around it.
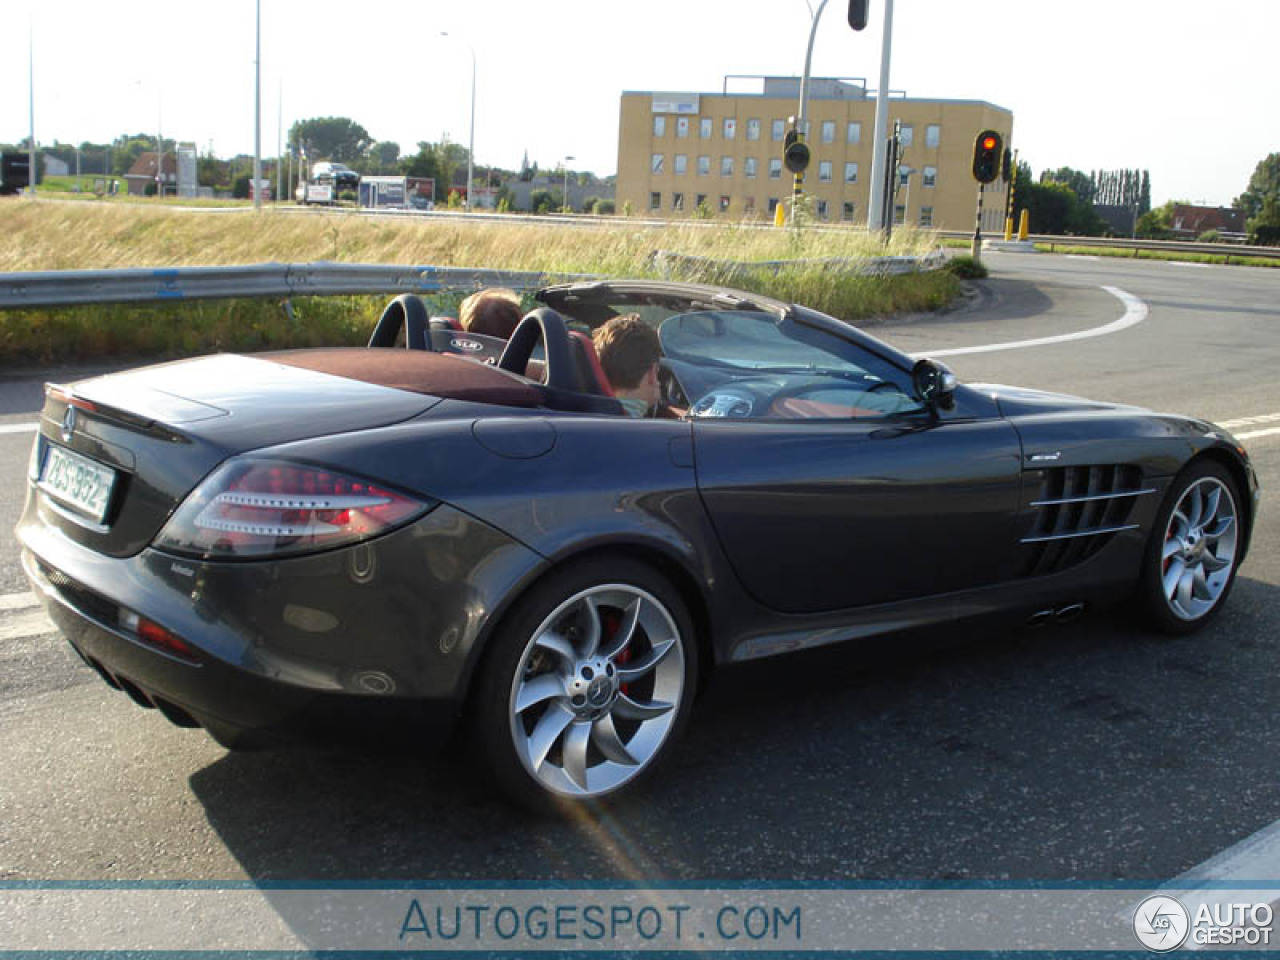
[592,314,661,418]
[459,288,523,339]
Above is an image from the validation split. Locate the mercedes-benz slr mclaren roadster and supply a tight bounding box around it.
[18,281,1259,806]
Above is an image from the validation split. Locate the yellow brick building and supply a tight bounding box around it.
[617,78,1013,232]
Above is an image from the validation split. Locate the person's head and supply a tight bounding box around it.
[459,288,523,339]
[592,314,661,406]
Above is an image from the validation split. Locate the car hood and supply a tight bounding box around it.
[968,383,1145,418]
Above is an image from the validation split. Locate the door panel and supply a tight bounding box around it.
[693,418,1023,613]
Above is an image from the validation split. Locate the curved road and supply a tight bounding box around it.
[0,252,1276,898]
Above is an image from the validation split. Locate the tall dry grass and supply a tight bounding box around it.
[0,200,955,366]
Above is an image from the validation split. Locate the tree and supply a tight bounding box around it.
[400,142,440,182]
[288,117,371,164]
[1041,167,1095,205]
[1136,201,1175,239]
[365,140,401,174]
[1233,153,1280,218]
[1012,161,1106,235]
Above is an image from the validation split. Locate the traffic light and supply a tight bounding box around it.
[848,0,869,30]
[1002,147,1013,183]
[972,130,1002,184]
[783,128,810,174]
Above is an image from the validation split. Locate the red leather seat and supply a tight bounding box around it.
[568,331,615,397]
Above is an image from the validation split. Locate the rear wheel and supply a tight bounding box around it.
[1140,460,1243,634]
[471,558,697,809]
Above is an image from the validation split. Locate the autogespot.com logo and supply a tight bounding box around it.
[1134,895,1190,952]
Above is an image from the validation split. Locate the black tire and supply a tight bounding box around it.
[469,556,698,811]
[1139,459,1244,635]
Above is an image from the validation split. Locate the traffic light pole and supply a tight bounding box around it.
[971,183,985,260]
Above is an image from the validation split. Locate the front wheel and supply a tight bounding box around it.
[1140,460,1243,634]
[471,558,697,809]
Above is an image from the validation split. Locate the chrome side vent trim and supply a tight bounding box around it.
[1022,465,1151,576]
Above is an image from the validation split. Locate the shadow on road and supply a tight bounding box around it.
[187,575,1280,900]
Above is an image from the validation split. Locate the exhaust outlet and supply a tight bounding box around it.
[1026,609,1055,628]
[1055,602,1086,624]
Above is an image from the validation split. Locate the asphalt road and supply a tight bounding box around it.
[0,251,1277,888]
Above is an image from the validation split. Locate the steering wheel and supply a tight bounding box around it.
[367,294,430,350]
[497,308,576,391]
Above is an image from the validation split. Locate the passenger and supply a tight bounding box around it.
[459,288,523,339]
[592,314,661,418]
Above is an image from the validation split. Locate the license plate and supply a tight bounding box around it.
[39,443,117,524]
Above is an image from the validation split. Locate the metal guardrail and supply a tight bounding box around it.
[0,251,948,311]
[651,248,947,280]
[938,231,1280,260]
[0,263,588,310]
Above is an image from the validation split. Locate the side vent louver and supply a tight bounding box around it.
[1021,465,1154,576]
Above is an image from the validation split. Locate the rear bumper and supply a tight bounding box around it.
[18,502,545,748]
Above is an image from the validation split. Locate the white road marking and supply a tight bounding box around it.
[1237,427,1280,441]
[1169,261,1213,268]
[1134,819,1280,951]
[916,285,1148,358]
[0,591,39,612]
[1219,413,1280,430]
[0,422,37,435]
[0,609,56,642]
[1065,255,1100,261]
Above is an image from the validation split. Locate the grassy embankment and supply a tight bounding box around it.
[0,201,956,367]
[938,234,1278,268]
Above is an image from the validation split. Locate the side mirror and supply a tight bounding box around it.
[912,358,957,412]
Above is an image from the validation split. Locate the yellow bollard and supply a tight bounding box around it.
[774,199,786,228]
[1018,209,1030,240]
[1004,218,1013,241]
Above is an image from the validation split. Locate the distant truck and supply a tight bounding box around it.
[295,160,359,205]
[358,176,435,210]
[0,152,31,195]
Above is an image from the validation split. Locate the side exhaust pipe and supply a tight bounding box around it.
[1055,602,1086,624]
[1026,609,1055,628]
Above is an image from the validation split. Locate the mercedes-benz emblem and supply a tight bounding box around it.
[61,405,76,443]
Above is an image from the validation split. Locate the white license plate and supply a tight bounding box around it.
[39,443,117,523]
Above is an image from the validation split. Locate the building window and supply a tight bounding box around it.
[746,119,760,141]
[769,158,782,179]
[650,192,661,211]
[820,120,835,144]
[744,157,758,178]
[677,117,690,138]
[674,154,688,176]
[721,156,734,176]
[898,124,913,147]
[893,203,906,225]
[772,119,785,141]
[723,118,736,139]
[922,165,936,187]
[926,124,940,148]
[842,201,855,222]
[653,116,666,138]
[919,206,933,227]
[898,165,910,187]
[816,199,828,219]
[673,192,684,212]
[819,161,832,182]
[652,154,665,174]
[847,121,861,144]
[719,195,731,213]
[844,161,858,183]
[744,196,756,213]
[695,193,707,209]
[767,197,780,214]
[700,117,712,138]
[698,155,710,176]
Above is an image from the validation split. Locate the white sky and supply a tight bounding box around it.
[2,0,1276,207]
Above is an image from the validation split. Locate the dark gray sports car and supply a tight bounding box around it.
[17,281,1259,806]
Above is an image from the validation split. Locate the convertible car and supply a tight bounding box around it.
[18,280,1259,806]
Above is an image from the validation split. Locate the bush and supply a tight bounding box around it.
[1198,229,1222,243]
[947,255,988,279]
[1251,224,1280,247]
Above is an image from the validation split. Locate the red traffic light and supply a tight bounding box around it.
[972,130,1003,184]
[981,136,998,150]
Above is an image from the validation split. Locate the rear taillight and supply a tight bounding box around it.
[154,458,433,559]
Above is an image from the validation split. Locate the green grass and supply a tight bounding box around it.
[0,201,956,366]
[1030,241,1279,268]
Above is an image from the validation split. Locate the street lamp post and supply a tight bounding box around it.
[439,32,476,211]
[562,156,575,213]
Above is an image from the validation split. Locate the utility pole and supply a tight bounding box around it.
[867,0,894,232]
[253,0,263,211]
[27,23,36,198]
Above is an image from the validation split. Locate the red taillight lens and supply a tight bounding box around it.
[154,459,432,559]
